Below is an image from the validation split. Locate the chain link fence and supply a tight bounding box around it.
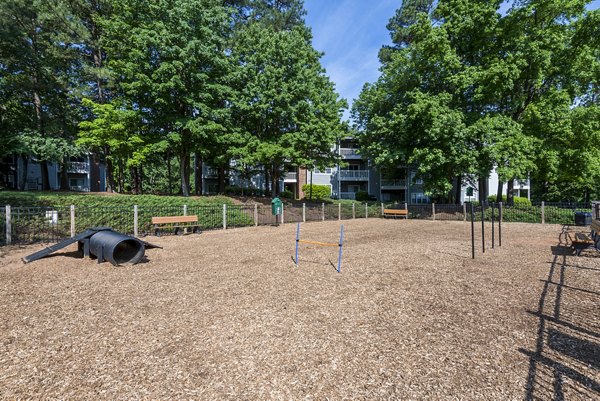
[1,201,596,246]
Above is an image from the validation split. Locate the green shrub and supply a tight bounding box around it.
[355,191,369,201]
[487,195,531,206]
[280,190,294,199]
[302,184,331,200]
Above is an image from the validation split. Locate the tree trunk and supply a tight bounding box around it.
[40,161,50,190]
[166,152,172,195]
[454,175,462,204]
[194,153,202,195]
[506,179,515,206]
[478,176,487,204]
[104,146,115,193]
[271,166,278,197]
[264,166,270,195]
[496,179,504,203]
[19,155,28,191]
[218,165,226,193]
[59,161,69,190]
[180,152,190,197]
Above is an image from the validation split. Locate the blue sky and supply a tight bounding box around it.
[304,0,600,118]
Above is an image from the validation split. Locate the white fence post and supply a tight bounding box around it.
[281,203,285,224]
[5,205,11,245]
[352,202,355,219]
[499,202,503,223]
[302,203,306,223]
[541,201,545,224]
[254,204,258,226]
[134,205,139,237]
[70,205,75,238]
[183,204,188,234]
[365,203,368,219]
[338,203,341,221]
[404,202,408,211]
[463,203,467,221]
[322,203,325,221]
[381,203,384,216]
[432,203,436,221]
[223,204,227,230]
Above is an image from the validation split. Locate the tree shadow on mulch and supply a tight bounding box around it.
[519,234,600,400]
[291,255,339,272]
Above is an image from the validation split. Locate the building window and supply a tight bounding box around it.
[411,172,423,185]
[411,192,430,204]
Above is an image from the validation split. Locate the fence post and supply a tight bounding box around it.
[302,203,306,223]
[282,203,285,224]
[5,205,11,245]
[338,203,341,220]
[352,202,355,219]
[381,203,384,216]
[541,201,545,224]
[134,205,139,237]
[322,202,325,221]
[463,203,467,221]
[365,203,368,219]
[254,204,258,226]
[432,203,436,221]
[404,202,408,211]
[223,204,227,230]
[70,205,76,238]
[183,204,188,234]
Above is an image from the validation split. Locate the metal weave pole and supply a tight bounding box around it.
[337,225,344,273]
[481,203,485,253]
[295,223,300,265]
[471,203,475,259]
[499,202,503,247]
[491,202,495,249]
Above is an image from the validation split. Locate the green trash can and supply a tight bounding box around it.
[271,197,282,215]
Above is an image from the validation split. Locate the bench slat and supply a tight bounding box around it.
[383,209,408,215]
[152,215,198,224]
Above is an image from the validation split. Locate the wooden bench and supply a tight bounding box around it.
[568,219,600,256]
[383,209,408,219]
[151,215,200,236]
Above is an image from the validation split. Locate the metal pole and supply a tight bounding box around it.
[352,202,355,219]
[381,202,384,216]
[470,203,475,259]
[134,205,139,237]
[337,224,344,273]
[322,202,325,221]
[223,204,227,230]
[183,204,187,234]
[338,203,341,221]
[70,205,75,238]
[254,204,258,226]
[499,202,502,247]
[481,202,485,253]
[302,203,306,222]
[365,203,368,219]
[541,201,545,224]
[5,205,11,245]
[432,203,436,221]
[491,202,495,249]
[295,223,300,265]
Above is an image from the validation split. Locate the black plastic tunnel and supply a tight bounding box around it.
[89,230,145,266]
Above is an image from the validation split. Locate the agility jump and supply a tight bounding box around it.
[294,223,345,273]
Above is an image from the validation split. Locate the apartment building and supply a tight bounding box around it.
[0,154,106,192]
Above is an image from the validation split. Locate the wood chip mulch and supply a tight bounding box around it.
[0,219,598,399]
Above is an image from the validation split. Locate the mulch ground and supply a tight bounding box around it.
[0,219,598,400]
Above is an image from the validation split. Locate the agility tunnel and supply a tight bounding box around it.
[22,227,159,266]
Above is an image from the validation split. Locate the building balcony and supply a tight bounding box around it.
[339,192,357,200]
[381,179,407,189]
[338,170,369,181]
[204,168,219,178]
[67,162,90,174]
[284,172,297,182]
[340,148,362,159]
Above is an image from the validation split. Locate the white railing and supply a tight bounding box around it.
[338,170,369,180]
[67,162,90,173]
[381,179,407,188]
[284,172,297,181]
[205,168,219,178]
[339,192,357,200]
[340,148,361,158]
